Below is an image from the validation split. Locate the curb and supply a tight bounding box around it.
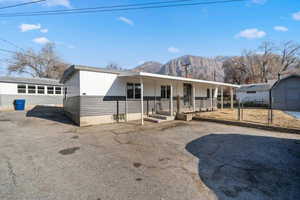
[193,117,300,134]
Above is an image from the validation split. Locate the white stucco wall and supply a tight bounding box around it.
[0,82,63,96]
[80,71,125,96]
[0,83,17,95]
[76,71,218,98]
[236,91,269,104]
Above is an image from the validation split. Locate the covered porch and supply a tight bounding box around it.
[120,72,239,125]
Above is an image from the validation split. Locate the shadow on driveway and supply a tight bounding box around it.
[186,134,300,200]
[26,106,74,125]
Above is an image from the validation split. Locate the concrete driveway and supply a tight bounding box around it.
[0,106,299,200]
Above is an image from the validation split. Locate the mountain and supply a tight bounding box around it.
[131,55,299,83]
[132,61,162,73]
[133,55,224,82]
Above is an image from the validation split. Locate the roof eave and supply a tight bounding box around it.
[119,72,240,88]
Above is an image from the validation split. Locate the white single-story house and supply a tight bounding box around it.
[236,80,276,106]
[0,76,64,110]
[61,65,239,126]
[271,74,300,111]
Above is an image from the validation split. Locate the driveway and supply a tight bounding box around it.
[0,107,299,200]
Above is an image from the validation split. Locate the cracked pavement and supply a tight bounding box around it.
[0,108,299,200]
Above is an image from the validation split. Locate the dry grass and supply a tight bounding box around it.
[197,108,300,130]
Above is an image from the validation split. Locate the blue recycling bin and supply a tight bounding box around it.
[14,99,25,111]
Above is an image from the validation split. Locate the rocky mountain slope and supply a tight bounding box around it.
[133,55,224,81]
[132,61,162,73]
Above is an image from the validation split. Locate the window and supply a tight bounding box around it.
[246,91,256,94]
[37,86,45,94]
[126,83,141,99]
[55,86,62,95]
[127,83,134,99]
[17,85,26,94]
[28,85,36,94]
[207,89,214,98]
[161,85,171,98]
[47,86,54,94]
[134,84,141,99]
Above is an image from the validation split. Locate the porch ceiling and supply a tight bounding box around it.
[119,72,240,88]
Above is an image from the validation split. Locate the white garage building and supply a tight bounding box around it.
[0,76,64,110]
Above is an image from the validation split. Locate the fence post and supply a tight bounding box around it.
[241,102,244,121]
[238,100,241,121]
[269,89,273,124]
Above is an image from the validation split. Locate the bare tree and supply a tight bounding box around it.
[7,43,68,79]
[222,57,249,84]
[278,40,300,73]
[257,41,276,82]
[106,62,123,70]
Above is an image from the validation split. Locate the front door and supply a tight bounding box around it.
[183,83,192,107]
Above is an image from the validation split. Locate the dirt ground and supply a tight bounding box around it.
[197,108,300,129]
[0,106,300,200]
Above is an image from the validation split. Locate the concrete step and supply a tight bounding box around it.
[149,114,175,120]
[144,117,164,123]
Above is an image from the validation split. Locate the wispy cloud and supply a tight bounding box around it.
[33,37,50,44]
[46,0,71,8]
[292,11,300,21]
[118,16,134,26]
[40,28,48,33]
[251,0,267,4]
[274,26,288,32]
[0,0,71,8]
[19,23,41,32]
[168,46,180,53]
[235,28,266,39]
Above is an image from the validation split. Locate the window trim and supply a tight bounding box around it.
[246,91,256,94]
[161,85,171,99]
[55,86,62,95]
[47,86,54,95]
[27,85,36,94]
[37,85,45,94]
[17,84,27,94]
[126,83,141,99]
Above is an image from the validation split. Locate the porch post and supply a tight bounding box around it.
[214,87,218,111]
[230,87,234,109]
[210,88,213,111]
[154,80,157,113]
[193,83,196,112]
[221,87,224,110]
[170,83,173,116]
[125,85,128,122]
[140,77,144,125]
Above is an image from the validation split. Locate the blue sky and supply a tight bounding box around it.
[0,0,299,74]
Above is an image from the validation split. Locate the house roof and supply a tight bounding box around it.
[61,65,239,88]
[60,65,131,83]
[237,83,272,92]
[119,72,240,88]
[0,76,62,86]
[271,74,300,90]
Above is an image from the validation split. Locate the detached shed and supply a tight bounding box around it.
[0,76,64,110]
[236,80,276,106]
[271,74,300,111]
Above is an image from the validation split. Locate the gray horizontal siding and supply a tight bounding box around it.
[63,96,80,124]
[271,76,300,111]
[79,96,216,117]
[0,94,63,108]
